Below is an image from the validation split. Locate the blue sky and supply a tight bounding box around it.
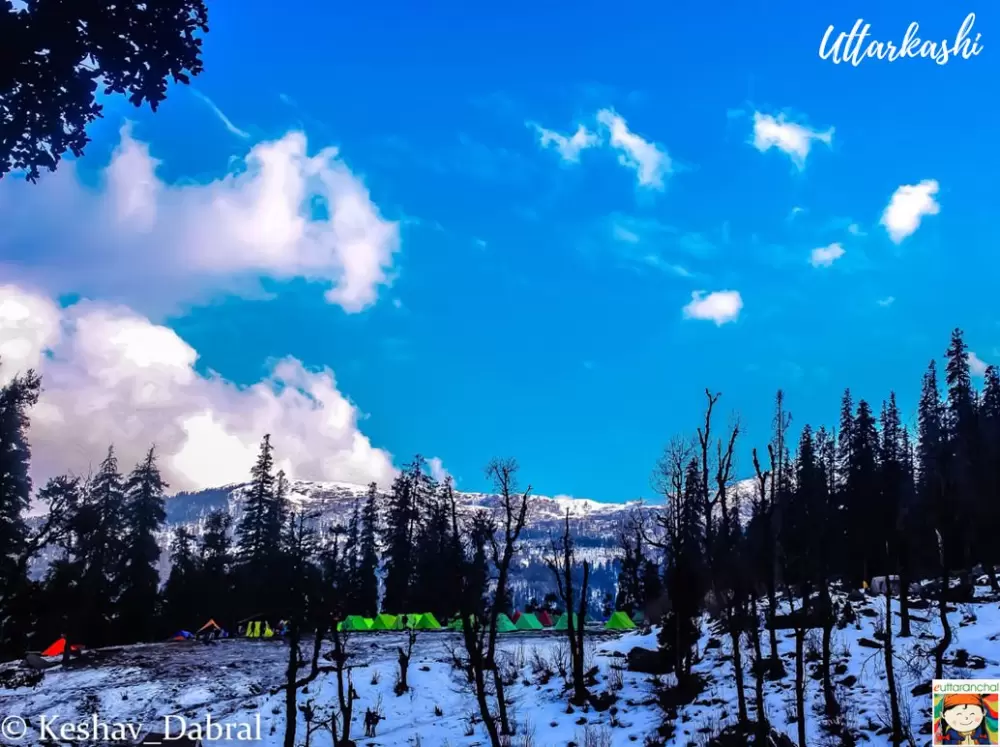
[2,0,997,500]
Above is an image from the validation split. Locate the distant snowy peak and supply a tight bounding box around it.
[166,476,758,529]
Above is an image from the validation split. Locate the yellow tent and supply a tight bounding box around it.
[262,622,274,638]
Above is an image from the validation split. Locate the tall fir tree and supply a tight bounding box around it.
[162,526,199,631]
[116,447,167,642]
[342,496,362,612]
[382,458,428,612]
[943,329,980,575]
[76,446,127,645]
[199,509,233,621]
[356,483,380,616]
[0,369,41,653]
[236,435,276,569]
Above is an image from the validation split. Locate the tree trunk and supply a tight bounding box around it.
[766,570,780,665]
[819,589,838,716]
[749,595,768,742]
[794,627,806,747]
[884,574,903,745]
[727,597,749,724]
[934,561,952,680]
[474,661,501,747]
[493,666,512,735]
[898,550,912,638]
[283,623,299,747]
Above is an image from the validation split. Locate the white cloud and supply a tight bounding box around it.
[529,122,599,163]
[596,109,670,189]
[881,180,940,243]
[0,126,400,315]
[847,223,865,236]
[810,242,845,268]
[612,223,641,244]
[682,290,743,325]
[0,284,397,493]
[751,112,833,169]
[427,456,453,486]
[191,89,250,139]
[969,351,989,377]
[877,296,896,307]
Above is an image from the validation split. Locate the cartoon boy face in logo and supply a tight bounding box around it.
[937,693,997,745]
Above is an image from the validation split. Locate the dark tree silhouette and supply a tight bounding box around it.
[1,0,209,181]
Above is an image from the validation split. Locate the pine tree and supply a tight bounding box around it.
[116,447,167,643]
[943,329,980,576]
[382,458,426,612]
[357,483,380,616]
[917,360,953,678]
[0,369,41,653]
[198,508,233,620]
[342,496,362,612]
[843,399,880,585]
[162,526,199,631]
[268,469,289,561]
[76,446,127,645]
[236,435,276,571]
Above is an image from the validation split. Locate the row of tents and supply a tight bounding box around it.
[333,610,639,633]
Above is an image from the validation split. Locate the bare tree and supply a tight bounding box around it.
[546,508,591,706]
[453,458,532,747]
[395,624,418,695]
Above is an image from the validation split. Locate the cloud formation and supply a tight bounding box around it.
[810,242,845,268]
[191,89,251,139]
[0,284,398,493]
[528,122,599,163]
[881,180,940,244]
[0,126,400,315]
[529,110,671,190]
[751,112,833,169]
[682,290,743,325]
[596,109,671,189]
[968,351,989,377]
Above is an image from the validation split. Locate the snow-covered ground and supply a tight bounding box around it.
[0,629,661,746]
[675,581,1000,746]
[3,584,998,746]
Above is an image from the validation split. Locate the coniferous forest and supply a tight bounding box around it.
[2,327,1000,747]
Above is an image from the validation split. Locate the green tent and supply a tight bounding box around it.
[605,611,637,631]
[515,612,543,631]
[339,615,373,632]
[553,613,583,631]
[371,613,397,631]
[413,612,442,630]
[495,613,517,633]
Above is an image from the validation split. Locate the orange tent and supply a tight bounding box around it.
[41,638,82,657]
[196,619,222,634]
